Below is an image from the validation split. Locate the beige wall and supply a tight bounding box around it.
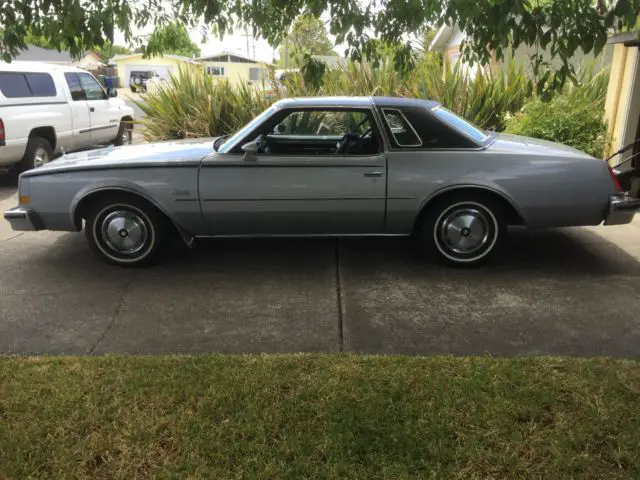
[604,44,640,161]
[114,55,201,87]
[201,61,268,86]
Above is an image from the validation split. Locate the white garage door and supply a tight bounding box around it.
[123,65,175,87]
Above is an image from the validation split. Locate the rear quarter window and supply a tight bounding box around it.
[0,72,57,98]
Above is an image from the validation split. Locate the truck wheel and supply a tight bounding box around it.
[419,192,506,267]
[84,194,167,267]
[19,136,53,172]
[114,122,133,146]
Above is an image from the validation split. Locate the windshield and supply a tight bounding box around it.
[217,105,277,153]
[431,106,489,143]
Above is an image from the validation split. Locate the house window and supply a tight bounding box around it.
[249,67,262,82]
[206,66,225,76]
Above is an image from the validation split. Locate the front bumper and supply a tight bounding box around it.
[3,207,42,231]
[604,194,640,226]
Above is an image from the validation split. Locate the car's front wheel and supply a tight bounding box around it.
[420,192,506,267]
[113,121,133,146]
[84,195,166,267]
[19,136,53,172]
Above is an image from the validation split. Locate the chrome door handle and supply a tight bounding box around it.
[364,171,383,177]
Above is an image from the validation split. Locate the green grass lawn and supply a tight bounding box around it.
[1,355,640,479]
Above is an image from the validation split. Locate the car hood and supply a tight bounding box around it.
[22,138,216,177]
[489,133,597,160]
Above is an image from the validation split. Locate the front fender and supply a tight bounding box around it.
[69,180,189,239]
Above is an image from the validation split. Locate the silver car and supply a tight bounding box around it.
[4,96,640,267]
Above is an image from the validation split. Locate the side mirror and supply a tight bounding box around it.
[241,140,259,161]
[107,87,117,98]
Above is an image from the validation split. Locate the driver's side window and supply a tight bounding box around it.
[78,72,107,101]
[272,110,369,137]
[262,109,381,156]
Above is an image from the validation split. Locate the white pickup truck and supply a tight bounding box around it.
[0,61,135,173]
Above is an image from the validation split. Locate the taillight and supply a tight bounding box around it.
[608,165,622,192]
[0,118,5,146]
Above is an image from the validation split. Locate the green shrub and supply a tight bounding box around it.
[275,56,531,131]
[504,88,609,158]
[137,56,608,150]
[134,67,272,141]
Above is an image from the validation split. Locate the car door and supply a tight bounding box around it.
[62,72,92,150]
[198,108,387,235]
[77,72,120,144]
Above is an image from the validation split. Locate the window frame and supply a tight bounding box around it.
[248,67,262,82]
[380,108,423,148]
[206,66,225,77]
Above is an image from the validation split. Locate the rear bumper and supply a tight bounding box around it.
[3,207,42,231]
[604,194,640,226]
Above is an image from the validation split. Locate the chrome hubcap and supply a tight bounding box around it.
[33,147,50,168]
[101,210,148,255]
[439,208,490,255]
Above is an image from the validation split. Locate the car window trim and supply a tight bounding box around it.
[380,108,423,148]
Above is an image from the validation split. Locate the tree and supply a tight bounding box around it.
[277,14,336,67]
[95,42,132,60]
[1,0,638,93]
[143,22,201,58]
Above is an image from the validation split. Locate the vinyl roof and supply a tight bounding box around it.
[272,96,439,109]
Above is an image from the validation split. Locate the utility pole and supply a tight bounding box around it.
[243,26,250,57]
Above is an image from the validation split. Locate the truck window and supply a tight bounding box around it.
[24,73,57,97]
[0,73,32,98]
[64,73,86,101]
[78,72,106,100]
[0,72,57,98]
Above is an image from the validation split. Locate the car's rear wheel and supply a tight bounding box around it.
[419,192,506,267]
[19,136,53,172]
[84,195,166,267]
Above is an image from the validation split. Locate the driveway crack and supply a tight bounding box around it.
[0,233,24,245]
[88,277,134,354]
[335,239,344,352]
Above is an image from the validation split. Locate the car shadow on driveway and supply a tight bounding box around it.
[0,172,17,201]
[1,227,638,356]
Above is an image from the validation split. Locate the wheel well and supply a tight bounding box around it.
[30,127,56,151]
[74,190,183,240]
[121,116,133,129]
[414,187,525,232]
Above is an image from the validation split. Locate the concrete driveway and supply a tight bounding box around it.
[1,180,639,357]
